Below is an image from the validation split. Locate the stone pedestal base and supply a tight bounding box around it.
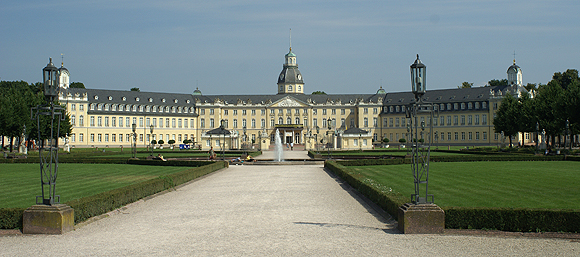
[23,204,74,234]
[398,203,445,234]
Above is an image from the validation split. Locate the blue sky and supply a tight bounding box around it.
[1,0,579,95]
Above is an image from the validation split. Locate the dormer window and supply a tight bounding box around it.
[122,97,126,101]
[94,95,99,100]
[162,98,166,102]
[135,97,140,102]
[108,96,112,101]
[174,99,178,103]
[186,100,190,104]
[149,98,153,102]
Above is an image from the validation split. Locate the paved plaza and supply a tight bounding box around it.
[1,150,578,256]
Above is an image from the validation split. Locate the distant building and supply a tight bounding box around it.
[56,48,533,150]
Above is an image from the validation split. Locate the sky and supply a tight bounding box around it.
[1,0,579,96]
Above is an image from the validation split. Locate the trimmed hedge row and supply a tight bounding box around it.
[325,161,409,220]
[336,154,567,166]
[444,207,580,232]
[325,159,580,232]
[0,161,226,229]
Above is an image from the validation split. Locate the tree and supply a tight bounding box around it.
[158,139,164,145]
[168,139,175,146]
[459,82,473,89]
[382,138,389,143]
[487,79,508,87]
[311,91,326,95]
[151,140,157,145]
[493,93,520,147]
[69,82,85,88]
[524,83,537,92]
[130,87,140,92]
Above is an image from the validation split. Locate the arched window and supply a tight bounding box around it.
[287,117,291,124]
[79,115,84,126]
[71,115,76,126]
[278,117,283,124]
[288,85,293,91]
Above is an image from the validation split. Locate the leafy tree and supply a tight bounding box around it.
[130,87,140,92]
[459,82,473,89]
[151,140,157,145]
[69,82,85,88]
[311,91,326,95]
[487,79,508,87]
[524,83,537,92]
[398,138,406,143]
[493,93,520,146]
[382,138,389,143]
[158,139,164,145]
[168,139,175,146]
[183,139,191,144]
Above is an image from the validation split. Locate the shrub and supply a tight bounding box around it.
[399,138,406,143]
[158,140,165,145]
[168,140,175,145]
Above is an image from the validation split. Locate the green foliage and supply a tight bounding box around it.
[399,138,406,143]
[158,140,165,145]
[311,91,326,95]
[459,81,473,88]
[151,140,157,145]
[0,208,24,229]
[168,139,175,145]
[382,138,389,143]
[130,87,140,92]
[69,82,85,88]
[444,207,580,232]
[487,79,508,87]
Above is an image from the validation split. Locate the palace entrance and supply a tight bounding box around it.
[272,124,303,145]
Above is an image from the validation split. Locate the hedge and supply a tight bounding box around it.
[325,161,409,220]
[0,161,226,229]
[324,159,580,232]
[336,155,567,166]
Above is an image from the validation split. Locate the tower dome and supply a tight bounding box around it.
[507,59,522,86]
[277,47,304,94]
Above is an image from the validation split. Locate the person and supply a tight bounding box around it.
[209,146,215,159]
[246,155,256,162]
[156,154,166,161]
[290,142,293,151]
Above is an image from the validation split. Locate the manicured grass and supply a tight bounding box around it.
[350,161,580,210]
[0,164,192,209]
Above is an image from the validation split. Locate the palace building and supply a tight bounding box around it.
[56,47,533,151]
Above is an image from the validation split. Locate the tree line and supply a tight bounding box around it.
[493,69,580,148]
[0,81,72,152]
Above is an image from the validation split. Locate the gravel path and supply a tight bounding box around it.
[1,164,578,256]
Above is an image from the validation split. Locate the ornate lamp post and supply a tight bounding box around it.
[149,125,154,157]
[132,123,137,158]
[566,119,570,151]
[315,126,320,155]
[24,58,74,234]
[398,54,444,234]
[243,125,247,155]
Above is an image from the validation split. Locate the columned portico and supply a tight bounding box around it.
[273,124,303,144]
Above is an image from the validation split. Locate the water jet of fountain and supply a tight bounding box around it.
[274,129,284,162]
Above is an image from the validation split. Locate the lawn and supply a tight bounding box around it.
[350,161,580,210]
[0,164,192,209]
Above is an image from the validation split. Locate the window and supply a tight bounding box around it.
[373,108,378,114]
[331,109,336,115]
[460,115,465,125]
[288,85,292,91]
[71,115,76,126]
[90,133,95,142]
[200,119,205,128]
[233,119,237,128]
[493,103,498,110]
[139,117,143,127]
[261,109,266,115]
[165,118,170,128]
[364,118,368,127]
[468,115,472,125]
[350,119,355,128]
[313,118,317,127]
[242,110,247,115]
[440,104,445,111]
[447,103,452,110]
[482,114,487,125]
[105,134,109,142]
[252,119,256,128]
[112,117,116,127]
[233,110,237,115]
[341,109,345,115]
[468,102,472,109]
[483,132,487,140]
[279,117,283,124]
[119,134,123,142]
[184,119,188,128]
[475,102,480,109]
[453,116,458,125]
[447,116,451,126]
[270,109,275,114]
[287,117,291,124]
[322,118,327,128]
[461,103,465,110]
[209,118,214,128]
[440,116,444,126]
[242,119,247,128]
[395,118,400,127]
[304,118,308,127]
[468,132,472,140]
[475,115,480,125]
[261,119,265,128]
[105,117,109,127]
[126,117,130,127]
[454,132,459,141]
[323,109,327,115]
[389,118,393,127]
[313,109,317,115]
[178,119,182,128]
[79,104,84,111]
[364,108,368,114]
[482,102,487,109]
[97,116,102,127]
[79,115,84,126]
[210,109,214,115]
[296,109,300,115]
[270,119,275,127]
[383,118,388,127]
[295,117,300,125]
[462,132,466,141]
[373,118,377,127]
[447,132,451,141]
[476,132,480,140]
[224,110,228,115]
[98,134,102,142]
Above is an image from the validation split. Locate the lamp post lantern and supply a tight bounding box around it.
[536,122,540,152]
[398,54,444,234]
[315,126,320,155]
[24,58,74,235]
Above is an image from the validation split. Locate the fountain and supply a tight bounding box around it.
[274,129,284,162]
